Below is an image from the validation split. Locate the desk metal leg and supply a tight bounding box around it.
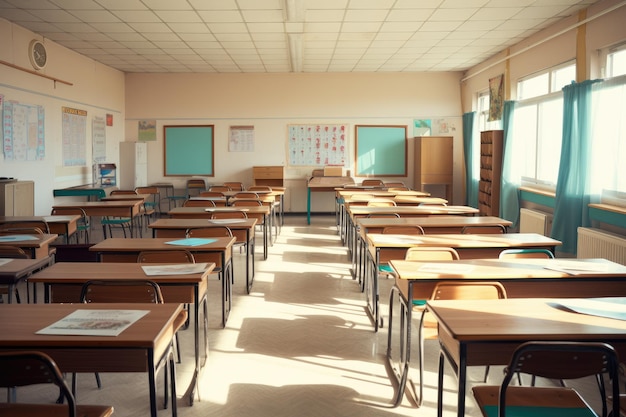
[307,188,311,224]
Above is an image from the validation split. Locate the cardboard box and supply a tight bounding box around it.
[324,166,344,176]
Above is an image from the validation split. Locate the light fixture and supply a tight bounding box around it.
[288,33,303,73]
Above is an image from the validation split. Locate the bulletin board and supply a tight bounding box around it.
[355,125,407,176]
[163,125,214,176]
[287,124,348,166]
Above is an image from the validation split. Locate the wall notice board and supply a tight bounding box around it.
[355,125,407,176]
[163,125,214,176]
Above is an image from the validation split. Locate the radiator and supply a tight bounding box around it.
[577,227,626,264]
[519,208,553,236]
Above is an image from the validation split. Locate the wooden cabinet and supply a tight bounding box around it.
[413,136,453,200]
[252,166,284,187]
[478,130,504,216]
[119,141,147,189]
[0,180,34,216]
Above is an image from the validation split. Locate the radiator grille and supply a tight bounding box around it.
[577,227,626,265]
[519,208,553,236]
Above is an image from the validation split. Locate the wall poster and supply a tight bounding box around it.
[92,116,106,163]
[2,98,45,161]
[62,106,87,166]
[288,124,347,166]
[229,125,254,152]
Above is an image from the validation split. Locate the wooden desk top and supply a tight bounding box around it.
[427,297,626,343]
[101,194,149,201]
[148,218,257,230]
[0,257,53,284]
[0,233,58,248]
[356,215,512,230]
[337,189,430,198]
[390,258,626,280]
[89,236,235,253]
[30,261,215,284]
[348,205,479,217]
[53,200,142,209]
[308,176,355,189]
[367,232,561,250]
[0,303,183,348]
[0,215,79,224]
[168,206,270,217]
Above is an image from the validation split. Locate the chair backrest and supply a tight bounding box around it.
[384,182,405,188]
[0,351,78,416]
[80,279,164,304]
[137,249,195,263]
[387,187,410,191]
[247,185,271,192]
[498,248,555,259]
[231,199,262,207]
[382,225,425,235]
[0,220,50,234]
[366,213,400,218]
[0,245,29,258]
[0,226,45,236]
[51,207,89,225]
[430,281,507,301]
[187,226,233,238]
[405,246,460,261]
[234,192,259,199]
[223,182,244,191]
[183,199,216,207]
[210,210,248,219]
[499,341,620,417]
[361,179,385,186]
[199,191,225,198]
[210,185,231,192]
[135,186,159,201]
[367,198,397,207]
[461,225,507,234]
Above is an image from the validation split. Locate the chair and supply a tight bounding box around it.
[499,248,555,259]
[382,225,425,235]
[361,179,385,186]
[231,199,262,207]
[79,280,184,412]
[199,191,226,198]
[183,198,216,207]
[137,249,196,264]
[384,182,406,188]
[186,179,206,197]
[0,351,114,417]
[101,190,136,238]
[0,220,50,234]
[233,192,259,199]
[461,224,507,234]
[135,186,160,219]
[186,226,232,283]
[247,185,271,192]
[223,182,244,191]
[51,207,90,243]
[472,341,621,417]
[209,185,231,192]
[210,210,248,220]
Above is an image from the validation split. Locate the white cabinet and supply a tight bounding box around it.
[119,142,148,189]
[0,180,34,216]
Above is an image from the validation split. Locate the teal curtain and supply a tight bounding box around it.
[500,100,520,226]
[462,112,478,207]
[551,80,600,254]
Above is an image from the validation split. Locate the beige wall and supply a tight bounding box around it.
[0,19,125,215]
[124,72,463,212]
[461,0,626,112]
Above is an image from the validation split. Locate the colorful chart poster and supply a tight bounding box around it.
[2,99,45,161]
[288,124,347,166]
[62,106,87,166]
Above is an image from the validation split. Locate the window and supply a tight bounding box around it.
[513,62,575,186]
[607,47,626,78]
[477,90,501,132]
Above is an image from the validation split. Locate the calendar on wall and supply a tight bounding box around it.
[287,124,347,166]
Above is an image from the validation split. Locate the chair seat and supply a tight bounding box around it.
[472,385,597,417]
[0,402,114,417]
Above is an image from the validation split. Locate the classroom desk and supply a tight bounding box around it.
[351,215,514,284]
[101,193,149,201]
[0,302,183,417]
[387,258,626,408]
[29,261,215,405]
[0,215,79,243]
[224,188,286,227]
[148,218,257,293]
[427,297,626,417]
[228,194,280,239]
[0,257,52,303]
[0,233,58,260]
[52,200,144,238]
[168,206,271,260]
[363,233,562,331]
[89,237,235,328]
[307,176,355,225]
[53,185,108,200]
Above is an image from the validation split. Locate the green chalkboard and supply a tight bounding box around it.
[163,125,214,176]
[355,125,407,176]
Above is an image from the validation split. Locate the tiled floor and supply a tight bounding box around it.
[15,214,608,416]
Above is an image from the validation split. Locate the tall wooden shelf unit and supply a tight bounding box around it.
[478,130,504,216]
[252,166,284,187]
[0,180,35,216]
[413,136,453,201]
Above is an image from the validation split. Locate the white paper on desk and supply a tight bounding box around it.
[549,298,626,321]
[142,262,210,276]
[373,235,423,244]
[0,258,13,266]
[543,260,610,275]
[417,263,476,274]
[36,309,149,336]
